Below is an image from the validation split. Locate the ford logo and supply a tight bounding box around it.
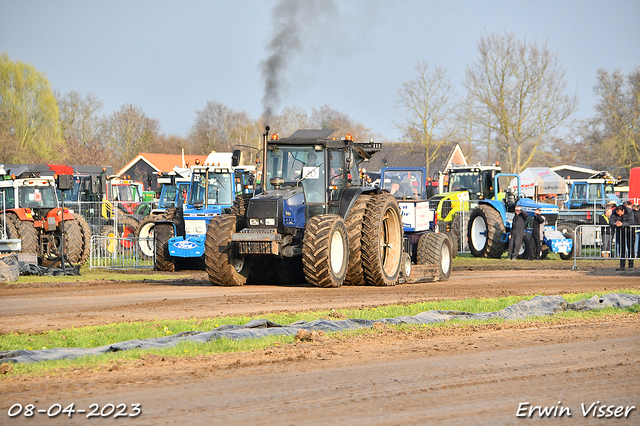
[173,241,198,250]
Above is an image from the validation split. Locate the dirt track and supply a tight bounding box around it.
[1,266,639,424]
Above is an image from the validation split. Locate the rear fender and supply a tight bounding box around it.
[6,209,34,222]
[338,187,378,219]
[477,200,507,225]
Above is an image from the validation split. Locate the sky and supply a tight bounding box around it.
[1,0,639,143]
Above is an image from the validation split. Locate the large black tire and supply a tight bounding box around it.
[63,219,84,264]
[557,223,576,261]
[302,214,349,288]
[1,215,19,242]
[8,213,38,254]
[0,254,19,282]
[468,205,505,258]
[73,213,92,266]
[417,233,452,280]
[41,218,83,267]
[154,223,176,272]
[343,194,370,286]
[449,212,468,258]
[361,194,403,286]
[204,214,250,286]
[136,214,161,260]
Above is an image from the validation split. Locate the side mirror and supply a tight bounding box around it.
[232,149,241,167]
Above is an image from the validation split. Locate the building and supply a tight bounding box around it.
[116,153,206,190]
[364,142,467,177]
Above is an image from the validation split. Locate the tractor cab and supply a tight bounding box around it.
[447,164,501,201]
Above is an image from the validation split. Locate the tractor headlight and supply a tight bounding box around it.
[250,218,259,226]
[265,218,276,226]
[196,224,205,233]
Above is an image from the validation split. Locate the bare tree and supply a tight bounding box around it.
[463,31,578,173]
[395,61,457,176]
[270,105,311,137]
[310,105,374,142]
[100,104,161,170]
[189,101,256,154]
[56,90,111,165]
[592,67,640,171]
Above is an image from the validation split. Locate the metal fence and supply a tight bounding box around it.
[89,235,154,270]
[572,224,640,270]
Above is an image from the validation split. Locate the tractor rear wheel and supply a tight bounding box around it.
[154,223,176,272]
[343,194,370,286]
[417,232,452,280]
[8,213,38,254]
[361,194,403,286]
[136,215,161,260]
[468,205,505,258]
[302,214,349,288]
[204,215,250,286]
[73,214,92,266]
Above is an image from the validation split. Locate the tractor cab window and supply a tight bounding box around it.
[571,183,587,202]
[266,144,326,203]
[19,186,57,209]
[382,170,423,199]
[112,184,136,202]
[190,170,233,207]
[448,171,481,196]
[0,187,15,210]
[328,149,348,202]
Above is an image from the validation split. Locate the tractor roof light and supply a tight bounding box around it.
[195,159,200,165]
[345,134,353,141]
[271,134,279,140]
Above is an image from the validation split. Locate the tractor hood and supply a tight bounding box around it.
[246,186,306,231]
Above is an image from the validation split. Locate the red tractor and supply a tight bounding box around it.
[0,170,91,267]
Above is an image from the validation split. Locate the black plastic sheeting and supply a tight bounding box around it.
[1,293,638,365]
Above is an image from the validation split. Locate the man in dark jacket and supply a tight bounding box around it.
[508,206,528,260]
[611,204,634,270]
[529,208,545,260]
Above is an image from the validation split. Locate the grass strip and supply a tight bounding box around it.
[2,289,638,352]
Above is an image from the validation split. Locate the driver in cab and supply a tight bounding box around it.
[388,176,413,199]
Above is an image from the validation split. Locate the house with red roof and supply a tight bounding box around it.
[116,153,208,190]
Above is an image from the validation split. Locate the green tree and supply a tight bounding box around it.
[463,32,578,173]
[0,52,63,162]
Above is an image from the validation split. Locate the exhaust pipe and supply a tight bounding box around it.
[262,126,270,193]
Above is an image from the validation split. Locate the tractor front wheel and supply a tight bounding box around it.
[204,215,250,286]
[417,232,452,280]
[302,214,349,288]
[468,205,505,258]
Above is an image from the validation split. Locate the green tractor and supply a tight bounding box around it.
[429,163,501,253]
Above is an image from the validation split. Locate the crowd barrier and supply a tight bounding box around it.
[572,224,640,270]
[89,235,154,270]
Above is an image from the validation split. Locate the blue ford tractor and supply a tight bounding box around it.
[153,152,254,271]
[467,174,574,260]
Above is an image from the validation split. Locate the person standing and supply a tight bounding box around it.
[599,205,613,257]
[611,204,634,270]
[632,204,640,258]
[508,206,528,260]
[529,208,545,260]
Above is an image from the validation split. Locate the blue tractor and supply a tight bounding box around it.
[153,152,254,271]
[204,128,408,287]
[467,174,574,260]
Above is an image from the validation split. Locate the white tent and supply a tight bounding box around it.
[510,168,566,198]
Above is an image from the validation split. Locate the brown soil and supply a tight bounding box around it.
[1,265,639,425]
